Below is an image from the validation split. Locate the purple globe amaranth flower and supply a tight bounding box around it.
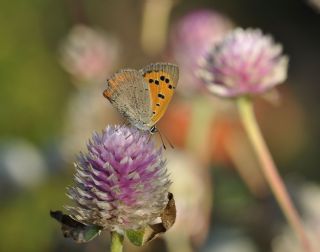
[65,125,171,233]
[198,28,289,97]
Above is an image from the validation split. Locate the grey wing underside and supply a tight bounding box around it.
[105,69,152,129]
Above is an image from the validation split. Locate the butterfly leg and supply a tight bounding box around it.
[116,120,131,133]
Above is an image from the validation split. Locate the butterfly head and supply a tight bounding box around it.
[149,125,158,134]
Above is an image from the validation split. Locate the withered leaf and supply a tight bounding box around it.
[126,192,176,246]
[50,210,102,243]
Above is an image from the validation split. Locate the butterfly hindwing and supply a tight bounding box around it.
[103,69,152,129]
[139,63,179,125]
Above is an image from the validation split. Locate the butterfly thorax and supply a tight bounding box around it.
[131,122,157,134]
[123,114,154,132]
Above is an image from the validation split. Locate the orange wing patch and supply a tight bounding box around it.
[103,74,127,100]
[143,71,177,125]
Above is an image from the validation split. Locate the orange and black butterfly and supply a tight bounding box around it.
[103,63,179,134]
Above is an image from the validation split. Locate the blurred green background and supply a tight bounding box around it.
[1,0,320,251]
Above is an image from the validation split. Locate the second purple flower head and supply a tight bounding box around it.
[198,28,289,98]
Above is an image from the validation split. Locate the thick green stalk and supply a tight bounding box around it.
[237,96,312,252]
[110,231,124,252]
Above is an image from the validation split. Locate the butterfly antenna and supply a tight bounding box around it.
[163,131,174,149]
[157,130,167,150]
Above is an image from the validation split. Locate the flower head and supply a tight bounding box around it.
[60,25,119,84]
[169,9,233,95]
[66,125,171,233]
[198,28,288,97]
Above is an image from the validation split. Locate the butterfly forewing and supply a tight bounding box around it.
[140,63,179,125]
[103,69,152,129]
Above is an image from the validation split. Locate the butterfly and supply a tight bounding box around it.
[103,63,179,134]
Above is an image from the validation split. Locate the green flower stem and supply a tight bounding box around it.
[237,96,312,252]
[110,231,124,252]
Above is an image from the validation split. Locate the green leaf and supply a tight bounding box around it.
[82,225,102,242]
[126,229,145,246]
